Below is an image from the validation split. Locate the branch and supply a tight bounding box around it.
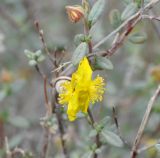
[130,84,160,158]
[35,65,51,115]
[41,128,50,158]
[93,0,160,50]
[149,9,160,39]
[59,0,160,77]
[55,106,69,158]
[0,118,5,149]
[52,52,69,158]
[87,109,101,158]
[137,139,160,154]
[34,21,56,65]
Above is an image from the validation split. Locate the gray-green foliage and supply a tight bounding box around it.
[121,2,138,21]
[71,42,89,66]
[109,9,122,29]
[24,49,45,66]
[94,56,114,70]
[88,0,105,27]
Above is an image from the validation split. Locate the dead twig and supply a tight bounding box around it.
[130,84,160,158]
[87,109,101,158]
[34,21,55,65]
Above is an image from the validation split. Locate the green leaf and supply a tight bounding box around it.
[95,148,103,154]
[72,42,88,66]
[94,56,113,70]
[82,151,93,158]
[109,9,121,29]
[102,130,123,147]
[0,91,6,101]
[135,0,150,7]
[74,34,86,46]
[35,50,42,57]
[9,134,23,148]
[99,116,111,127]
[88,0,105,26]
[0,149,5,158]
[23,152,34,158]
[74,34,91,46]
[37,55,45,62]
[155,144,160,152]
[89,129,98,138]
[0,110,9,122]
[121,2,138,21]
[122,0,130,5]
[24,49,34,59]
[9,116,30,128]
[128,32,147,44]
[29,60,37,66]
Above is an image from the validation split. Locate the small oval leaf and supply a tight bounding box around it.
[24,49,34,59]
[9,116,30,128]
[109,9,121,29]
[102,130,123,147]
[89,129,98,138]
[88,0,105,26]
[129,32,147,44]
[72,42,88,66]
[121,3,138,21]
[95,56,113,70]
[155,144,160,152]
[74,34,86,46]
[29,60,37,66]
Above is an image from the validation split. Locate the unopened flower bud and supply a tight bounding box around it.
[151,65,160,82]
[0,69,13,83]
[65,5,84,23]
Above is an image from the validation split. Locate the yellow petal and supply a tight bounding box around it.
[67,91,79,121]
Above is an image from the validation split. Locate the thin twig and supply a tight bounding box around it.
[83,18,92,54]
[34,64,51,158]
[35,65,51,115]
[137,139,160,154]
[142,14,160,21]
[87,109,101,158]
[112,107,131,149]
[34,21,55,65]
[56,107,69,158]
[130,84,160,158]
[112,107,119,132]
[41,128,50,158]
[105,16,141,57]
[52,51,69,158]
[5,137,11,158]
[0,118,5,149]
[149,9,160,39]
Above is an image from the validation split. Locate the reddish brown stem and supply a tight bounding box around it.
[0,119,5,149]
[34,21,55,65]
[88,109,101,158]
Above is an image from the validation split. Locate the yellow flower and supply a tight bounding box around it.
[59,57,105,121]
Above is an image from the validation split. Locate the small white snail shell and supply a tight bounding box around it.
[53,76,71,93]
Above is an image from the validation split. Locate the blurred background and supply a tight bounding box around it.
[0,0,160,157]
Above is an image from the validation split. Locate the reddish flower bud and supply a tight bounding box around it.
[65,5,84,23]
